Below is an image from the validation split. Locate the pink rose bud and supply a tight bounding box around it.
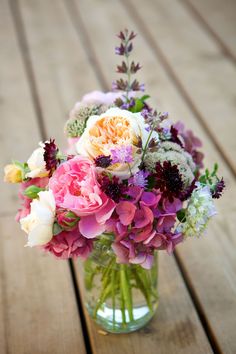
[57,210,79,230]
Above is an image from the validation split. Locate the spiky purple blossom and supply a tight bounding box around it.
[43,139,59,176]
[212,178,225,199]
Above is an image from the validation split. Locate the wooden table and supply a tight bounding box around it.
[1,0,236,353]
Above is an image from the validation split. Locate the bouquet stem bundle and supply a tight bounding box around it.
[83,235,158,332]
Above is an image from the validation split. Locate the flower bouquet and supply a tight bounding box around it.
[4,30,225,333]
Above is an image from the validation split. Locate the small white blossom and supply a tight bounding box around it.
[20,190,56,247]
[181,184,217,237]
[26,142,48,178]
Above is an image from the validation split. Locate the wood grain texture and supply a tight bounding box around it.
[17,0,100,148]
[126,0,236,176]
[76,253,213,354]
[0,0,86,353]
[0,0,41,215]
[0,217,85,354]
[182,0,236,61]
[70,0,236,352]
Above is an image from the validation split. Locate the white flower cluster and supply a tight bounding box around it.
[181,184,217,237]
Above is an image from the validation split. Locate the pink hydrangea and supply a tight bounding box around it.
[110,188,184,268]
[43,227,93,259]
[71,91,123,111]
[49,156,115,238]
[16,177,49,222]
[144,232,183,254]
[112,241,154,269]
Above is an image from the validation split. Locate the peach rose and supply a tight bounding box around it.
[76,107,158,179]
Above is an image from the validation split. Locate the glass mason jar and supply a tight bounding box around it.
[79,234,159,333]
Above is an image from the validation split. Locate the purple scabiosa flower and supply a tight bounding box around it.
[94,155,112,168]
[111,145,133,164]
[212,178,225,199]
[129,170,149,188]
[43,139,59,176]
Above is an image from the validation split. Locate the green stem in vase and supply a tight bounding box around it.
[111,269,116,329]
[120,264,134,322]
[119,275,127,327]
[93,281,112,319]
[131,267,153,313]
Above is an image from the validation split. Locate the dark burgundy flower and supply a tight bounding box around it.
[170,126,183,147]
[43,139,59,176]
[212,178,225,199]
[99,175,126,203]
[155,161,184,202]
[179,179,197,201]
[174,122,204,169]
[94,155,112,168]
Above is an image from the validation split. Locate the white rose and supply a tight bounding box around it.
[26,142,48,178]
[20,190,56,247]
[76,107,158,179]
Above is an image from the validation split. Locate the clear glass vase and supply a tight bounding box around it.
[79,234,159,333]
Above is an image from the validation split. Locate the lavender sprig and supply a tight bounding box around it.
[113,29,144,101]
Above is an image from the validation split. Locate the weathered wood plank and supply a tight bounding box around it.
[182,0,236,62]
[0,0,41,215]
[18,0,99,148]
[126,0,236,176]
[0,217,86,354]
[17,0,213,352]
[0,0,86,352]
[76,253,213,354]
[70,0,236,352]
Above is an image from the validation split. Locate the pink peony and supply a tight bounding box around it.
[16,177,49,222]
[49,156,115,238]
[43,227,93,259]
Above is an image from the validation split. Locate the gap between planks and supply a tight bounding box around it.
[8,1,90,352]
[9,0,47,141]
[64,1,220,353]
[179,0,236,66]
[173,252,222,354]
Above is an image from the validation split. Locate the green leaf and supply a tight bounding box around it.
[129,98,144,113]
[24,185,45,199]
[53,222,63,236]
[12,160,30,180]
[177,209,186,223]
[140,94,150,102]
